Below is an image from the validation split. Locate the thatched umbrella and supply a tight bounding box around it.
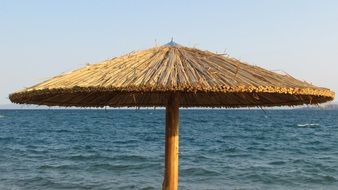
[10,41,334,190]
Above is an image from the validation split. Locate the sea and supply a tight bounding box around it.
[0,109,337,190]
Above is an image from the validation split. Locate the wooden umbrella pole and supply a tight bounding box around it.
[163,93,180,190]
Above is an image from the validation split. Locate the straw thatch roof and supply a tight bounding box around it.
[9,42,335,107]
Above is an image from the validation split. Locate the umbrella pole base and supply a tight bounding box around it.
[163,94,179,190]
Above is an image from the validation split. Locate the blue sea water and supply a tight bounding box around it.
[0,109,338,190]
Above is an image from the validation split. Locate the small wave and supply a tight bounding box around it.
[297,123,320,128]
[268,161,286,165]
[0,137,15,141]
[304,174,338,184]
[137,186,156,190]
[89,163,150,171]
[322,175,337,182]
[227,153,251,158]
[39,164,79,170]
[292,159,310,164]
[29,149,49,154]
[55,129,72,133]
[113,139,139,144]
[67,154,110,161]
[0,115,4,118]
[113,155,148,162]
[181,167,221,176]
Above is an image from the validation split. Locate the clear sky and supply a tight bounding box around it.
[0,0,337,105]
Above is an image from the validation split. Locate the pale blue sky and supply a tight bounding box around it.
[0,0,337,105]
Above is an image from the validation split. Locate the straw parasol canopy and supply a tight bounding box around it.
[10,41,334,107]
[9,41,335,190]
